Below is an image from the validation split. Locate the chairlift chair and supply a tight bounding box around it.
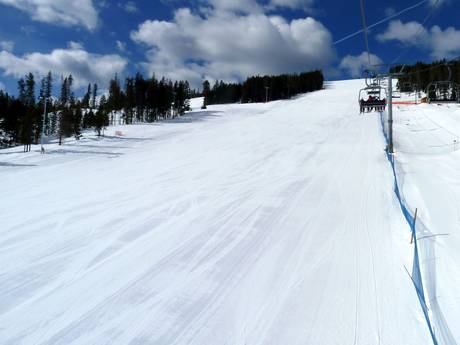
[401,82,415,93]
[359,84,387,113]
[426,64,460,104]
[427,81,460,103]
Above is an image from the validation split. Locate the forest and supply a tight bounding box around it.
[202,70,324,106]
[0,69,324,149]
[0,73,193,149]
[391,59,460,92]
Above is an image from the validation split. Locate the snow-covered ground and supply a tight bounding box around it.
[0,80,441,344]
[391,101,460,345]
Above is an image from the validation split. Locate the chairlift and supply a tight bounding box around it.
[359,72,387,113]
[426,64,460,103]
[400,82,415,93]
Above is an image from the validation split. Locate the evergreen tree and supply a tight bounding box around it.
[134,73,146,122]
[74,105,83,139]
[45,72,53,100]
[67,75,75,105]
[83,109,95,129]
[95,95,109,136]
[202,80,210,109]
[18,78,26,104]
[184,81,191,111]
[60,77,68,106]
[39,72,53,135]
[25,73,35,107]
[15,74,37,150]
[146,75,158,122]
[92,83,98,109]
[124,77,135,124]
[1,69,196,148]
[82,84,91,109]
[58,75,75,145]
[108,74,124,124]
[0,92,22,145]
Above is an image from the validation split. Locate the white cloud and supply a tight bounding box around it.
[201,0,264,14]
[116,40,127,53]
[377,20,460,59]
[0,0,98,30]
[429,26,460,59]
[339,52,382,78]
[0,41,14,52]
[377,20,428,44]
[0,48,127,89]
[120,1,138,13]
[20,25,35,35]
[384,7,396,17]
[0,81,5,90]
[68,41,84,50]
[201,0,314,14]
[268,0,314,11]
[131,8,335,87]
[429,0,447,7]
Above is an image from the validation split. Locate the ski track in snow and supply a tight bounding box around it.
[391,102,460,345]
[0,80,434,344]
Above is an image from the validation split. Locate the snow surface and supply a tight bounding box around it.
[390,101,460,345]
[0,80,437,344]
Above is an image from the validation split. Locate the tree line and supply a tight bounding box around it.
[201,70,324,107]
[0,69,324,150]
[391,59,460,92]
[0,72,193,149]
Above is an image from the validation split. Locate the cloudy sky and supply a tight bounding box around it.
[0,0,458,94]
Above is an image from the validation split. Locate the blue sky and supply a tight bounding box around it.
[0,0,458,95]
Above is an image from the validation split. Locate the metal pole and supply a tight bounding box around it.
[388,75,394,154]
[41,98,47,154]
[265,87,269,103]
[411,208,418,244]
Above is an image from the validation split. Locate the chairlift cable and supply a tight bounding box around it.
[333,0,429,45]
[396,56,460,78]
[394,0,441,73]
[359,0,372,67]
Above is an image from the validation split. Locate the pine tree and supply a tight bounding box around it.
[202,80,210,109]
[58,75,75,145]
[92,83,98,109]
[146,75,158,122]
[39,72,53,135]
[74,105,83,139]
[124,77,135,124]
[184,81,191,111]
[45,72,52,100]
[95,95,108,136]
[20,73,37,149]
[25,73,35,107]
[60,77,68,107]
[174,81,188,116]
[45,72,53,135]
[67,75,75,106]
[18,78,26,104]
[134,73,146,122]
[83,84,91,109]
[83,109,95,129]
[108,74,124,124]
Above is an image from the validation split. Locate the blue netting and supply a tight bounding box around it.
[379,113,438,345]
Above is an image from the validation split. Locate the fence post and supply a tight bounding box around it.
[388,75,394,154]
[411,208,418,244]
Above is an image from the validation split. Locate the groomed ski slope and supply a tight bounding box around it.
[391,102,460,345]
[0,80,432,345]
